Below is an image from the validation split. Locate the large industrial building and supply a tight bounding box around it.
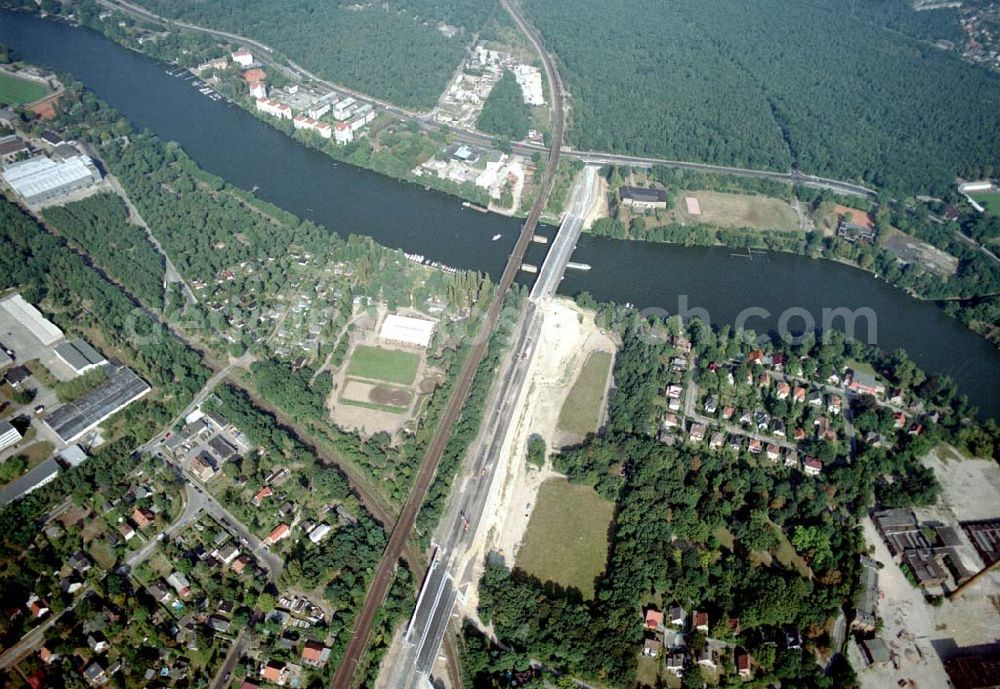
[44,366,151,444]
[54,338,107,376]
[0,293,64,345]
[379,314,436,348]
[0,419,22,452]
[1,153,102,205]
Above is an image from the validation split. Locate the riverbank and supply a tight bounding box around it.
[585,188,1000,349]
[5,8,999,418]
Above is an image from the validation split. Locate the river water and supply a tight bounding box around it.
[3,10,998,418]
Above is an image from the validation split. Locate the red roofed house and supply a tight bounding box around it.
[747,350,765,365]
[301,640,330,667]
[693,611,709,633]
[267,523,291,544]
[644,609,664,631]
[242,68,266,84]
[252,486,273,507]
[132,506,155,529]
[776,381,790,400]
[803,457,823,476]
[737,653,752,679]
[260,661,287,686]
[38,647,58,665]
[240,681,260,689]
[793,386,807,404]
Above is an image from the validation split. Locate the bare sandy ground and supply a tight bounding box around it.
[582,174,609,229]
[456,298,615,619]
[852,447,1000,689]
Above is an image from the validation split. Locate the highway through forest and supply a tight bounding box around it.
[327,0,566,686]
[95,0,876,200]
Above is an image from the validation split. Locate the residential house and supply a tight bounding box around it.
[709,432,725,450]
[301,640,330,667]
[784,449,799,469]
[642,638,662,658]
[663,413,680,429]
[728,435,742,452]
[693,611,709,633]
[668,605,686,627]
[38,647,58,665]
[807,390,823,406]
[131,506,155,529]
[26,594,49,618]
[828,395,842,415]
[776,381,791,400]
[147,580,172,604]
[83,661,107,686]
[666,653,685,677]
[689,424,706,443]
[721,405,735,420]
[765,444,781,462]
[215,543,240,566]
[87,632,110,654]
[308,523,332,544]
[848,370,885,397]
[644,609,664,631]
[260,661,288,686]
[118,523,135,541]
[68,551,92,573]
[696,646,718,669]
[232,48,254,66]
[231,554,251,574]
[793,386,807,404]
[736,653,752,679]
[166,572,192,598]
[267,523,291,544]
[747,350,765,365]
[667,384,683,400]
[748,438,762,455]
[209,615,232,633]
[803,457,823,476]
[704,396,718,414]
[252,485,273,507]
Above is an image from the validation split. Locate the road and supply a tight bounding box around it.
[124,482,204,570]
[95,0,876,200]
[328,0,566,685]
[209,630,248,689]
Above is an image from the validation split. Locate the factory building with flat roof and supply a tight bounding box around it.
[1,154,101,205]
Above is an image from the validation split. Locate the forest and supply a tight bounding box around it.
[523,0,999,193]
[42,193,166,310]
[476,70,532,142]
[133,0,497,110]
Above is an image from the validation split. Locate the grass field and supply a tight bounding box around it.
[675,190,800,232]
[970,191,1000,216]
[0,72,49,106]
[516,477,614,598]
[557,351,613,436]
[346,345,419,385]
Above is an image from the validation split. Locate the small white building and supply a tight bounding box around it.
[379,314,435,348]
[308,523,331,544]
[249,80,267,99]
[231,48,254,67]
[0,420,22,451]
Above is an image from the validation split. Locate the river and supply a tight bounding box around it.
[2,10,998,418]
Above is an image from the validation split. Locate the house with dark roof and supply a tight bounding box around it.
[619,185,668,210]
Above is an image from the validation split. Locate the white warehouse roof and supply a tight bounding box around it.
[379,314,435,348]
[2,154,99,202]
[0,294,64,345]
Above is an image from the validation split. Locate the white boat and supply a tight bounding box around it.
[491,234,502,241]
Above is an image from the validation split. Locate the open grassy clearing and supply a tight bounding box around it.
[772,523,812,578]
[674,190,800,232]
[0,72,49,106]
[557,350,612,436]
[516,477,614,598]
[345,345,419,385]
[970,191,1000,216]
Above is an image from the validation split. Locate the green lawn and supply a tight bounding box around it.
[970,191,1000,216]
[516,477,614,598]
[557,351,613,436]
[346,345,419,385]
[0,72,49,106]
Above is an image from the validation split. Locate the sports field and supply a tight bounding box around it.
[516,477,614,598]
[675,190,800,232]
[557,351,612,436]
[970,191,1000,216]
[0,73,49,106]
[346,345,419,385]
